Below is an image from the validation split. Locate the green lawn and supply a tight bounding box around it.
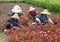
[0,33,6,39]
[0,33,7,42]
[35,0,60,4]
[0,33,3,39]
[0,0,23,3]
[23,0,60,13]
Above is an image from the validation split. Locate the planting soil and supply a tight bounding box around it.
[0,3,60,42]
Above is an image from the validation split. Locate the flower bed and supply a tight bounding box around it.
[8,16,60,42]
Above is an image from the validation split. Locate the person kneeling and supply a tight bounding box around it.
[34,9,54,26]
[4,13,22,32]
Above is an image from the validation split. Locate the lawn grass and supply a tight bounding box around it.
[0,0,23,3]
[0,33,3,39]
[23,0,60,14]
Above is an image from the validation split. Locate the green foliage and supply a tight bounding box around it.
[0,0,23,3]
[23,0,60,13]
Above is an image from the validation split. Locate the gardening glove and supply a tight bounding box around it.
[4,29,7,32]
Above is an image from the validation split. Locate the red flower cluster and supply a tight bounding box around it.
[8,16,60,42]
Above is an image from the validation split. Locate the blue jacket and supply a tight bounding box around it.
[6,18,22,28]
[36,14,48,23]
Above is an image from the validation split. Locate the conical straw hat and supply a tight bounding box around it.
[12,13,19,18]
[29,7,35,11]
[41,9,51,15]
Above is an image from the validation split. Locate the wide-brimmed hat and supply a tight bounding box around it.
[11,5,22,13]
[29,7,35,11]
[41,9,51,15]
[11,13,19,18]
